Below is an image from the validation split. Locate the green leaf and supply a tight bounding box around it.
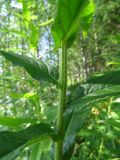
[51,0,95,47]
[0,123,54,158]
[0,117,35,127]
[66,69,120,112]
[30,143,42,160]
[30,139,51,160]
[10,92,37,100]
[29,22,39,50]
[63,83,120,159]
[80,0,95,35]
[63,105,90,160]
[66,84,120,113]
[22,0,31,23]
[0,50,59,85]
[0,147,22,160]
[87,70,120,85]
[39,18,54,27]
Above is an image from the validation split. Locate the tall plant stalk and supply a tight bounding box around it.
[55,42,67,160]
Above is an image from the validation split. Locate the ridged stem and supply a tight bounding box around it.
[55,43,67,160]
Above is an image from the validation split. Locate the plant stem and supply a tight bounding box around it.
[55,43,67,160]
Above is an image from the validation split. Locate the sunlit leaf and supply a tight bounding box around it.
[0,117,35,127]
[39,18,54,27]
[22,0,31,23]
[29,22,39,50]
[51,0,95,47]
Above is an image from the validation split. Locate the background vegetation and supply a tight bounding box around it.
[0,0,120,160]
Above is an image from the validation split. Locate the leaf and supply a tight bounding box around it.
[66,69,120,112]
[10,92,37,100]
[39,18,54,27]
[80,0,95,35]
[0,117,35,127]
[63,83,120,159]
[51,0,95,47]
[87,70,120,85]
[63,105,90,160]
[22,0,31,23]
[29,22,39,50]
[0,50,59,85]
[0,123,54,158]
[0,147,22,160]
[30,139,51,160]
[66,84,120,113]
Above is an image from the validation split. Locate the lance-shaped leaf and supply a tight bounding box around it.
[51,0,95,47]
[0,123,54,158]
[0,50,58,85]
[87,70,120,85]
[66,69,120,113]
[66,84,120,113]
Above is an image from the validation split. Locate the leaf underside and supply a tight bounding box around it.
[52,0,94,47]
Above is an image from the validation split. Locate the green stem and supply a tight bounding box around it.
[97,137,104,160]
[55,43,67,160]
[35,82,41,121]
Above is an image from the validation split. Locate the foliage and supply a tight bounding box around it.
[0,0,120,160]
[0,123,54,158]
[0,50,59,85]
[52,0,94,47]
